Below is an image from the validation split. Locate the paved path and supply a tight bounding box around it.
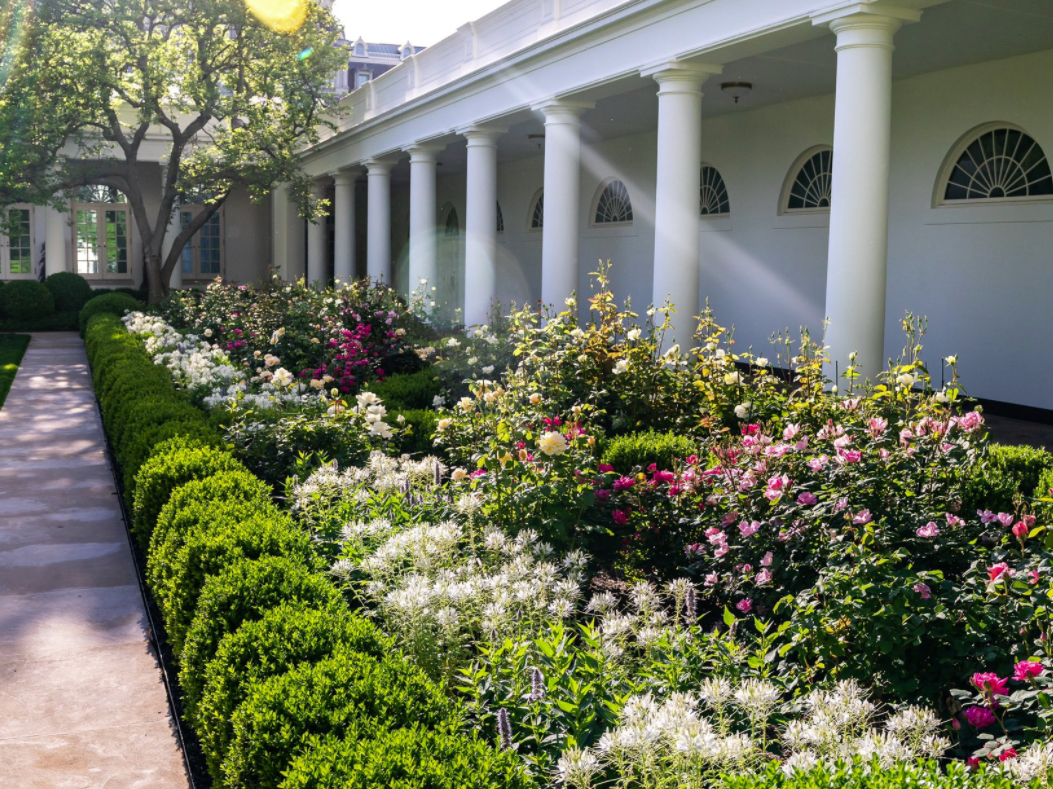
[0,333,188,788]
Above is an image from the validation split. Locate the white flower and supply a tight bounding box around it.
[896,373,916,389]
[271,368,294,387]
[437,418,452,430]
[538,431,569,457]
[755,357,769,368]
[369,420,394,439]
[263,353,280,368]
[270,327,285,344]
[627,328,641,342]
[945,355,957,365]
[309,378,324,389]
[357,391,381,408]
[457,397,475,412]
[468,356,478,366]
[482,365,494,375]
[613,359,629,375]
[451,468,468,482]
[446,337,461,348]
[734,402,752,419]
[566,296,576,307]
[203,328,213,337]
[529,392,542,405]
[724,371,743,385]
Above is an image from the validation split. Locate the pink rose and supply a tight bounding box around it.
[738,521,761,538]
[945,513,964,527]
[852,510,872,525]
[837,449,862,464]
[972,672,1009,696]
[1000,749,1018,762]
[978,510,997,524]
[1013,522,1029,539]
[807,455,829,472]
[997,513,1015,528]
[736,598,753,614]
[988,563,1014,584]
[797,492,818,506]
[1013,661,1045,681]
[761,551,773,567]
[612,510,628,526]
[867,417,888,437]
[1030,569,1041,585]
[755,569,773,586]
[916,522,940,538]
[964,706,996,729]
[704,572,719,587]
[913,583,932,599]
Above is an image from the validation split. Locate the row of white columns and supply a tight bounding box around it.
[290,6,915,377]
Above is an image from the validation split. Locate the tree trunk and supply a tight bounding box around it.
[145,252,167,304]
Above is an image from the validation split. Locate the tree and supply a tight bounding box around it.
[0,0,344,302]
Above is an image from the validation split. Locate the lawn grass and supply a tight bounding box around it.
[0,334,31,410]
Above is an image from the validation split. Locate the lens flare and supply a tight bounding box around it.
[245,0,309,34]
[297,47,313,60]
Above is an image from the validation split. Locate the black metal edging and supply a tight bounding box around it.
[88,368,199,789]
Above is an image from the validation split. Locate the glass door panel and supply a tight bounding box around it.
[105,209,128,275]
[7,208,32,274]
[180,210,194,275]
[199,213,221,275]
[76,209,99,275]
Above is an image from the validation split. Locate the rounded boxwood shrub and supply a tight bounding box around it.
[109,394,204,457]
[149,512,316,656]
[178,556,345,719]
[1,280,54,324]
[79,292,140,337]
[132,438,242,550]
[602,429,697,473]
[962,443,1053,515]
[281,726,534,789]
[119,419,221,500]
[45,272,94,313]
[222,648,453,789]
[393,408,440,457]
[363,369,443,411]
[196,603,386,778]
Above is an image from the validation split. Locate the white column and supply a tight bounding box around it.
[332,170,358,284]
[814,6,919,380]
[365,159,393,283]
[271,183,305,282]
[646,63,721,346]
[405,145,441,297]
[44,206,68,277]
[535,100,593,307]
[164,202,182,289]
[306,180,328,287]
[459,125,506,326]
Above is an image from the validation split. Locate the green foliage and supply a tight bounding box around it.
[223,647,453,789]
[601,430,697,473]
[196,603,386,779]
[79,293,140,336]
[178,555,344,720]
[149,509,316,656]
[0,279,53,323]
[281,726,534,789]
[962,443,1053,516]
[0,333,30,409]
[45,272,93,312]
[392,408,440,456]
[364,370,443,411]
[132,437,242,550]
[718,759,1026,789]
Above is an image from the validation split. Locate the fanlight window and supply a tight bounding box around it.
[76,185,127,204]
[496,201,504,233]
[594,180,633,225]
[784,148,832,212]
[530,191,544,230]
[700,165,730,216]
[942,126,1053,202]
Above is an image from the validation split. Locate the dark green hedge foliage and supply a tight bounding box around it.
[1,279,54,323]
[178,556,345,721]
[393,408,440,457]
[281,726,535,789]
[718,759,1030,789]
[364,369,443,411]
[602,429,697,473]
[45,272,94,313]
[132,437,242,550]
[962,443,1053,515]
[79,292,141,336]
[223,648,453,789]
[196,603,386,779]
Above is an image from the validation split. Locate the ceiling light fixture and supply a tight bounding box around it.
[720,81,753,104]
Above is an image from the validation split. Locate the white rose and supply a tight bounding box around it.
[457,397,475,412]
[437,418,452,430]
[734,402,752,419]
[309,379,324,390]
[571,328,585,339]
[897,373,916,388]
[627,329,641,342]
[446,337,461,348]
[755,357,769,368]
[432,395,446,407]
[270,327,285,344]
[529,393,542,405]
[203,329,213,338]
[482,365,494,375]
[724,372,743,385]
[369,421,394,439]
[451,468,468,481]
[613,359,629,375]
[538,431,569,457]
[468,357,478,366]
[272,368,293,387]
[356,391,380,407]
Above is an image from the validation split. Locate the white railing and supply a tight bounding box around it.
[333,0,630,133]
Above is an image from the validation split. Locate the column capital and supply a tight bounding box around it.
[532,98,595,121]
[641,61,722,88]
[457,124,508,145]
[812,3,921,39]
[364,158,396,174]
[403,143,444,162]
[329,169,360,186]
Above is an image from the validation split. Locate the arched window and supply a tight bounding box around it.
[938,124,1053,204]
[529,190,544,231]
[700,165,730,216]
[593,179,633,225]
[781,147,833,213]
[496,201,504,234]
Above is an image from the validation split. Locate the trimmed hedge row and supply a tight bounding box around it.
[85,312,531,789]
[602,429,697,473]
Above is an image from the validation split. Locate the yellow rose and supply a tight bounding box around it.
[538,431,568,457]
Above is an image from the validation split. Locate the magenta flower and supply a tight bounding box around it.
[797,492,818,506]
[913,583,932,599]
[997,512,1015,528]
[704,572,719,587]
[867,416,888,437]
[852,510,872,525]
[837,449,862,464]
[1012,522,1029,539]
[755,569,773,586]
[1013,661,1045,681]
[612,510,628,526]
[988,563,1013,584]
[807,455,829,471]
[738,521,761,538]
[736,598,753,614]
[916,522,940,538]
[964,706,996,729]
[978,510,997,524]
[945,513,965,527]
[1030,569,1041,585]
[971,672,1010,696]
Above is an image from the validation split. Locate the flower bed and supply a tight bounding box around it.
[92,269,1053,787]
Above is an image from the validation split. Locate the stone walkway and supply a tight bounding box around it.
[0,333,188,788]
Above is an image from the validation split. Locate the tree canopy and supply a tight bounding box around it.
[0,0,344,300]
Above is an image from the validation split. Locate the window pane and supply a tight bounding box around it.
[76,209,99,275]
[180,210,194,274]
[7,208,33,274]
[200,213,221,275]
[105,210,128,275]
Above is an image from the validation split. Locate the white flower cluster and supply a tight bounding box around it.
[1006,742,1053,784]
[558,679,948,789]
[123,312,242,393]
[292,451,446,511]
[331,521,588,675]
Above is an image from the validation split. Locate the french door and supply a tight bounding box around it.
[1,206,34,279]
[179,206,223,279]
[74,187,130,279]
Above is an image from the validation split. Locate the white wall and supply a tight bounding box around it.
[223,190,273,285]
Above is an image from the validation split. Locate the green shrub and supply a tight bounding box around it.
[0,279,5,316]
[79,292,140,337]
[364,369,443,411]
[45,272,93,312]
[149,511,315,656]
[962,443,1053,515]
[393,408,439,456]
[0,280,54,323]
[718,759,1025,789]
[601,429,697,473]
[178,556,344,719]
[223,648,452,789]
[119,419,221,498]
[281,726,534,789]
[132,438,243,550]
[196,603,386,778]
